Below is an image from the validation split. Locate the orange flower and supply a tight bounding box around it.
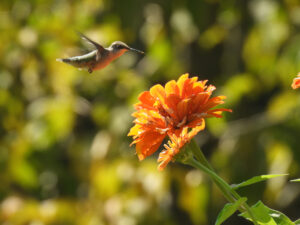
[128,74,231,170]
[292,73,300,89]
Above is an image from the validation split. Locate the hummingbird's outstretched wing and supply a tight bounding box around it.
[77,31,105,53]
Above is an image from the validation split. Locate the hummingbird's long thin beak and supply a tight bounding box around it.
[129,47,144,54]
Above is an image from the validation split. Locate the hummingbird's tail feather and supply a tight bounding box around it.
[56,58,71,63]
[56,56,90,68]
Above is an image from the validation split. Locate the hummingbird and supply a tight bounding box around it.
[56,32,144,73]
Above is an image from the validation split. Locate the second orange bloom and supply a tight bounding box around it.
[292,73,300,90]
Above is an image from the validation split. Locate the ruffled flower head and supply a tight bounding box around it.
[128,74,231,170]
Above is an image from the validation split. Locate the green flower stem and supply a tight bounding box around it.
[190,139,214,171]
[185,156,236,203]
[182,141,259,225]
[185,157,258,225]
[188,140,235,203]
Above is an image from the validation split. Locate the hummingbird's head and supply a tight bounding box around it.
[109,41,144,56]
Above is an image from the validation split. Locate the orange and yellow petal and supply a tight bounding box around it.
[190,92,209,112]
[206,108,232,118]
[150,84,166,103]
[177,74,189,94]
[132,109,166,127]
[197,96,226,113]
[136,132,166,160]
[164,94,181,119]
[177,98,191,122]
[165,80,180,96]
[135,91,156,110]
[192,80,208,95]
[128,124,143,137]
[178,74,199,98]
[187,118,205,128]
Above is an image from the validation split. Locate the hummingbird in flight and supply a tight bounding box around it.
[56,32,144,73]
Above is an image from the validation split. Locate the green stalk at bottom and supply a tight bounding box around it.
[188,139,235,203]
[181,141,259,225]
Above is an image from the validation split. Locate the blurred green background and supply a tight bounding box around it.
[1,0,300,224]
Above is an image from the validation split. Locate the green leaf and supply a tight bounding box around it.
[231,174,288,190]
[290,178,300,182]
[295,219,300,225]
[215,197,247,225]
[240,201,295,225]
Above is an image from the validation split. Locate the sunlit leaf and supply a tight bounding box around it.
[215,197,247,225]
[290,178,300,182]
[231,174,288,190]
[240,201,294,225]
[294,219,300,225]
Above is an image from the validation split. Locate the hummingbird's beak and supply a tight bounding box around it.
[129,47,144,54]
